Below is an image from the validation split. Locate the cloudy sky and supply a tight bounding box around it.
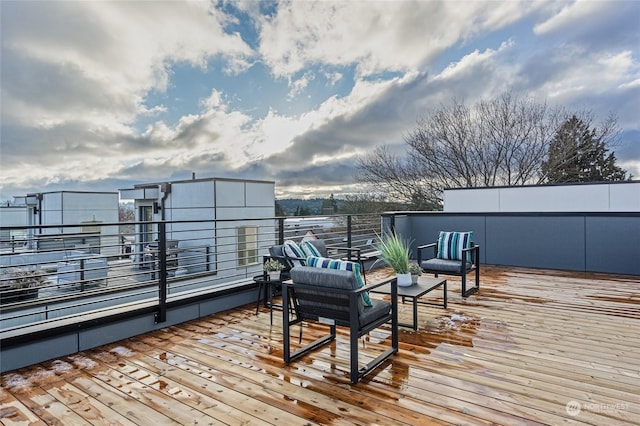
[1,0,639,201]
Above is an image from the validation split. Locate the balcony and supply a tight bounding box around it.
[1,211,638,424]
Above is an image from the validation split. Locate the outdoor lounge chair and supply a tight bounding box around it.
[283,266,398,384]
[417,231,480,297]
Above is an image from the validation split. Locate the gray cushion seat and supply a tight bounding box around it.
[359,299,393,328]
[420,258,474,273]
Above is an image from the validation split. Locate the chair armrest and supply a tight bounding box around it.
[326,245,361,253]
[264,253,305,261]
[326,245,362,259]
[416,242,437,263]
[416,242,437,250]
[360,276,395,293]
[462,244,480,264]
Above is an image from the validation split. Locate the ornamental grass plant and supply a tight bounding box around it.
[377,231,411,275]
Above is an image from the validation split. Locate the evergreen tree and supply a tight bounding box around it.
[542,116,628,183]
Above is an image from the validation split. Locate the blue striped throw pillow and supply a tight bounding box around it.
[437,231,472,262]
[283,240,307,266]
[300,240,322,258]
[306,256,372,306]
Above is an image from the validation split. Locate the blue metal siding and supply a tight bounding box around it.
[585,216,640,275]
[486,216,585,270]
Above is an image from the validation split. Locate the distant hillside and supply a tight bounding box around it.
[276,198,345,216]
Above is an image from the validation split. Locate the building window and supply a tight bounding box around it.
[139,206,153,244]
[237,226,258,266]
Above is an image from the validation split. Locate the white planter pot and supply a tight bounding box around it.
[411,274,419,285]
[396,273,412,287]
[268,271,281,281]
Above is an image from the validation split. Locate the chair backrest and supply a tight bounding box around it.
[290,266,365,324]
[268,245,293,271]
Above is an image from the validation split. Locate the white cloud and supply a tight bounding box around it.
[325,72,343,86]
[2,1,253,129]
[287,72,315,99]
[534,0,607,35]
[258,1,539,79]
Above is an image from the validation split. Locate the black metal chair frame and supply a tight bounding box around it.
[282,276,398,384]
[417,242,480,297]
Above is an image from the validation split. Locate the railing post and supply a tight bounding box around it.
[155,221,167,324]
[347,215,353,259]
[277,217,285,245]
[80,258,85,292]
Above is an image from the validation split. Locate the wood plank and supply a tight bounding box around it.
[0,381,47,426]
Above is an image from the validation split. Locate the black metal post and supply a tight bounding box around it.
[80,258,85,292]
[155,221,167,323]
[346,215,353,259]
[277,217,285,245]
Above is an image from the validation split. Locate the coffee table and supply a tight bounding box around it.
[370,276,447,330]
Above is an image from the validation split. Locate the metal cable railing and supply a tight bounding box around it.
[0,214,383,335]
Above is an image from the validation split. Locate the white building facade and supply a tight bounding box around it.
[3,191,119,255]
[119,177,275,281]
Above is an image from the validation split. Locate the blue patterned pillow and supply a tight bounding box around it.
[306,256,372,307]
[300,240,322,258]
[283,240,307,266]
[437,231,472,261]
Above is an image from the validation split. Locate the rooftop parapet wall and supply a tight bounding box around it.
[444,181,640,213]
[389,211,640,276]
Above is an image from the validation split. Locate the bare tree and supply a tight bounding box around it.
[356,92,565,207]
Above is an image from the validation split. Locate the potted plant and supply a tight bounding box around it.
[409,263,422,285]
[0,268,47,304]
[377,231,412,286]
[263,258,285,281]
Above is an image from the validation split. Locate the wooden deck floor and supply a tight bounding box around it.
[1,266,638,425]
